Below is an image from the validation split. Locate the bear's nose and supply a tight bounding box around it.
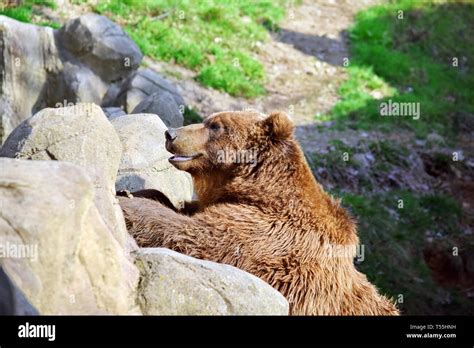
[165,129,177,142]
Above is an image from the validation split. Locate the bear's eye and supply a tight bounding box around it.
[209,123,221,132]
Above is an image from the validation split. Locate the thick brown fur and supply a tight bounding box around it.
[119,111,399,315]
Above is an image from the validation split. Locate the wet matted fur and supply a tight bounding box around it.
[119,111,399,315]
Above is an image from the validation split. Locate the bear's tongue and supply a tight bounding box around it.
[170,155,194,162]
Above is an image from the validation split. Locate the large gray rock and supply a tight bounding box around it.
[135,248,289,315]
[53,62,110,106]
[0,16,62,144]
[132,90,184,128]
[111,114,193,208]
[115,68,186,113]
[0,15,185,146]
[0,104,129,248]
[0,158,140,314]
[56,13,142,83]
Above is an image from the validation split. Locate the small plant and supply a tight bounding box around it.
[183,107,202,125]
[368,140,409,167]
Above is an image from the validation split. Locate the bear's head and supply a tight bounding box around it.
[165,111,295,174]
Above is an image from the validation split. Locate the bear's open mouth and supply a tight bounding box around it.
[169,154,202,163]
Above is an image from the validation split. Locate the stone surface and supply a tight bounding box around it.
[0,14,145,144]
[0,103,129,248]
[0,158,140,314]
[0,15,62,144]
[55,61,110,106]
[116,68,186,113]
[132,90,184,128]
[111,114,193,208]
[102,106,127,120]
[56,13,142,83]
[0,15,186,148]
[135,248,289,315]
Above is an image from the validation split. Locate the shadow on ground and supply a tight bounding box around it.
[274,28,348,66]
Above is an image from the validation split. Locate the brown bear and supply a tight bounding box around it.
[119,111,399,315]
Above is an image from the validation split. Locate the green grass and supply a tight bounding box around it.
[338,190,467,314]
[0,0,60,28]
[94,0,287,97]
[368,140,409,167]
[321,0,474,138]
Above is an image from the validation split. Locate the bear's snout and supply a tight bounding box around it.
[165,128,178,153]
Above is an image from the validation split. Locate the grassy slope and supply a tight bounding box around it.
[341,191,470,315]
[319,0,474,314]
[93,0,286,98]
[0,0,60,28]
[321,0,474,139]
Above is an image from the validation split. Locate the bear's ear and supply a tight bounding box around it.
[262,111,294,141]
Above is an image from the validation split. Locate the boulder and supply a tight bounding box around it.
[0,14,185,146]
[0,158,140,314]
[0,14,145,144]
[116,68,186,113]
[53,62,110,106]
[132,90,184,128]
[56,13,142,83]
[111,114,193,208]
[0,15,62,144]
[0,104,129,248]
[135,248,289,315]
